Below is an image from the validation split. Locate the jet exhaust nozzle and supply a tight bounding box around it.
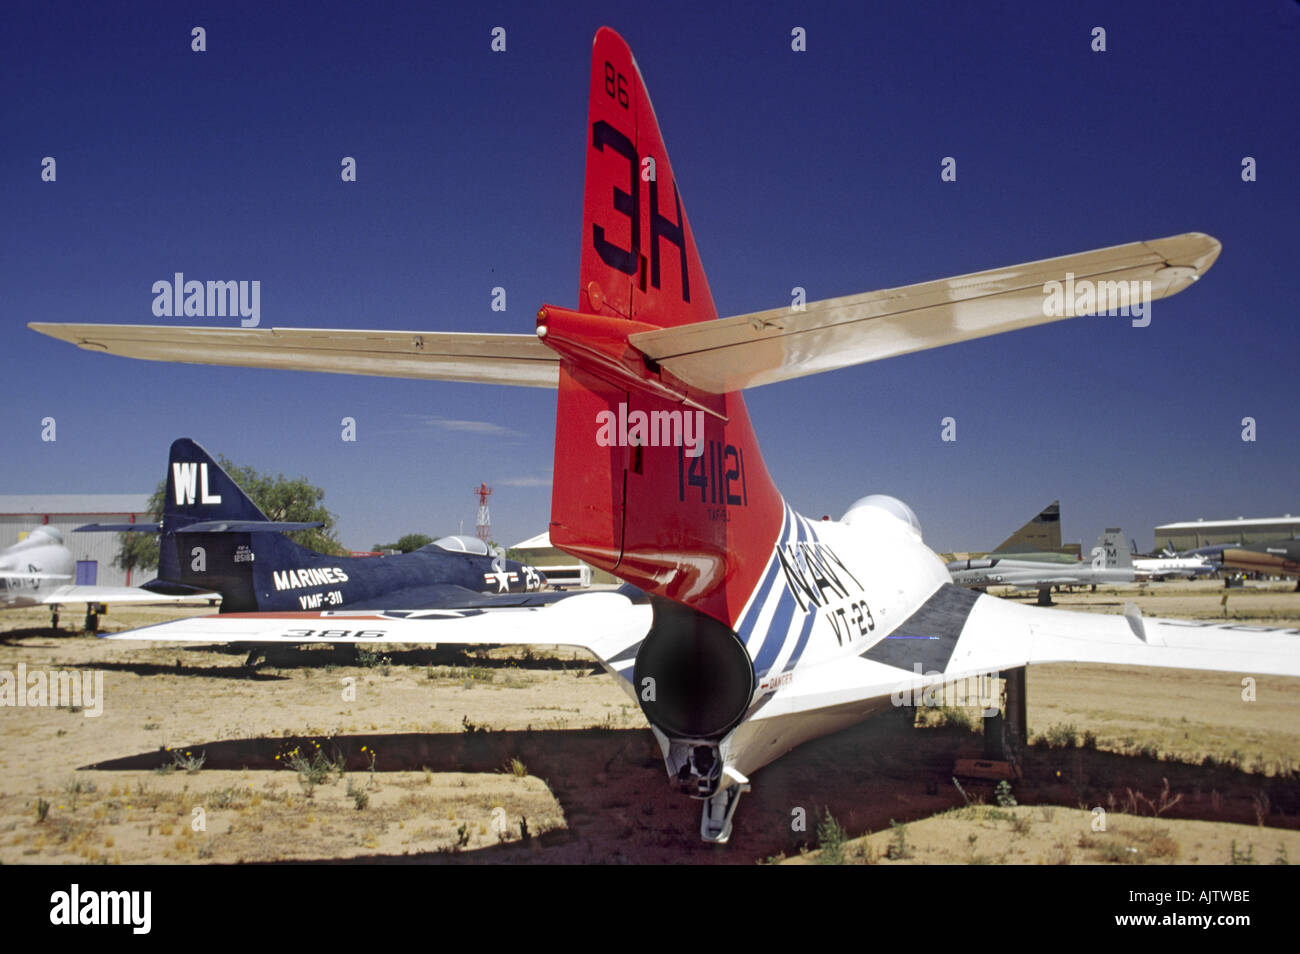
[634,598,754,740]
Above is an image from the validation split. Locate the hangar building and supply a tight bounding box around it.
[0,494,153,587]
[511,531,615,586]
[1154,514,1300,551]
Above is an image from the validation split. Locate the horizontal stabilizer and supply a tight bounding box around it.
[35,585,221,606]
[100,590,651,686]
[31,235,1217,398]
[75,520,321,534]
[175,520,325,534]
[632,233,1220,392]
[75,522,160,533]
[952,593,1300,677]
[28,325,560,388]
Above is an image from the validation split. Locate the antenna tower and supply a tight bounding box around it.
[474,483,493,542]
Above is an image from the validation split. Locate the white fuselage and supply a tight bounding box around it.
[0,528,75,608]
[700,496,952,786]
[1132,556,1214,580]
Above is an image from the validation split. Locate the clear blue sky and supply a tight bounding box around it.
[3,1,1297,553]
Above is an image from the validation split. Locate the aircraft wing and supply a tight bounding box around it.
[764,585,1299,720]
[949,592,1299,676]
[27,325,560,388]
[29,234,1217,396]
[35,585,221,606]
[632,233,1220,392]
[99,590,651,683]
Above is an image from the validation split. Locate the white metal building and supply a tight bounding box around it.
[0,494,153,587]
[1154,514,1300,551]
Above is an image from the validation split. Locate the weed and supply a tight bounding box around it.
[886,819,911,860]
[346,777,369,810]
[502,757,528,778]
[171,749,206,774]
[1095,841,1141,864]
[501,668,529,689]
[278,742,342,798]
[211,787,243,809]
[36,798,50,823]
[1253,790,1270,826]
[1047,839,1072,865]
[1133,827,1179,860]
[356,647,387,668]
[934,706,975,731]
[452,666,495,687]
[1230,840,1255,865]
[814,810,847,865]
[1038,723,1079,749]
[1126,778,1183,817]
[64,778,96,811]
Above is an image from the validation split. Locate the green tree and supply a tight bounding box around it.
[372,533,433,553]
[115,455,346,573]
[113,527,158,581]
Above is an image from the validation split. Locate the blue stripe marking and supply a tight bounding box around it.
[782,517,821,672]
[736,506,790,647]
[736,507,786,643]
[752,512,804,677]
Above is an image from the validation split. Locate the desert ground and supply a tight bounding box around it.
[1,578,1297,865]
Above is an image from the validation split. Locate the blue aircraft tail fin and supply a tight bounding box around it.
[155,438,321,611]
[163,438,270,529]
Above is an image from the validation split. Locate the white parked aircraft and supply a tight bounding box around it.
[29,28,1299,843]
[948,529,1136,604]
[0,526,217,630]
[1132,545,1216,581]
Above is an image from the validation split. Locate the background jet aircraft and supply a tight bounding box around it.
[31,28,1299,845]
[78,438,551,614]
[0,525,216,630]
[1130,541,1215,581]
[1212,539,1300,587]
[983,500,1079,563]
[948,529,1135,604]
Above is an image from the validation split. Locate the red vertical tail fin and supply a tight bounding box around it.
[543,28,782,627]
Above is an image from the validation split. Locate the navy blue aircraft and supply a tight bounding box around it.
[77,438,550,613]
